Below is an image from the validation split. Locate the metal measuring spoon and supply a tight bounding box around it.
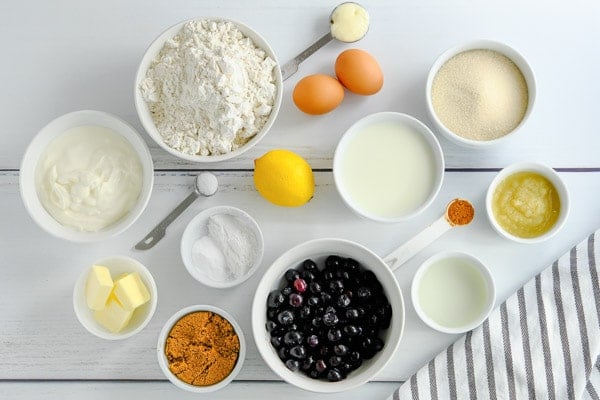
[384,199,475,271]
[281,2,369,81]
[134,172,219,250]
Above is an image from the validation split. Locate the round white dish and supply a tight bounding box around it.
[20,110,154,242]
[181,205,264,288]
[73,255,158,340]
[252,238,405,393]
[157,304,246,393]
[134,17,283,163]
[426,39,536,147]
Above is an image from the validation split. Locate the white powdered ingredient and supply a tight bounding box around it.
[140,19,277,156]
[191,213,259,282]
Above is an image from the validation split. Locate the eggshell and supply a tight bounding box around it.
[335,49,384,95]
[293,74,345,115]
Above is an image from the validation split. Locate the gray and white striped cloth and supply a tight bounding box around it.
[389,229,600,400]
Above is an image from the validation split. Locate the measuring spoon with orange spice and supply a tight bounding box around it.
[384,199,475,271]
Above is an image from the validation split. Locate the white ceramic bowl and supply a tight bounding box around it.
[426,39,536,147]
[333,112,444,223]
[252,238,405,393]
[20,110,154,242]
[411,251,496,334]
[73,255,158,340]
[134,17,283,163]
[157,304,246,393]
[485,162,570,243]
[181,205,264,288]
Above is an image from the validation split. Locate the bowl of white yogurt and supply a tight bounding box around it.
[20,110,154,242]
[135,18,283,163]
[333,112,445,223]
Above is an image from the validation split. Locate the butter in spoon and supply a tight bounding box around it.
[281,2,369,81]
[134,172,218,250]
[384,199,475,271]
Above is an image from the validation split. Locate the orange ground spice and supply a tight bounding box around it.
[165,311,240,386]
[447,199,475,226]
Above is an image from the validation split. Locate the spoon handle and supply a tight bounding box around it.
[384,216,452,272]
[281,32,333,81]
[134,191,199,250]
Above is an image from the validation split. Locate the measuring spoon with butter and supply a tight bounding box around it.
[134,172,218,250]
[281,2,370,81]
[384,199,475,271]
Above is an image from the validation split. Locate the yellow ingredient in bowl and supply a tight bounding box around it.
[492,171,560,238]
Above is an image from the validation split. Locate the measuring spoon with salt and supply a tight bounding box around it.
[384,199,475,271]
[281,2,369,81]
[134,172,219,250]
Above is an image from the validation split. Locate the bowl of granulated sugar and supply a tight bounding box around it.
[135,18,283,162]
[426,40,536,147]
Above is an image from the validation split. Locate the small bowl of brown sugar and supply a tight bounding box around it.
[426,39,536,147]
[157,305,245,393]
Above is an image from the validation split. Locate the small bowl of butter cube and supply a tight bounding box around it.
[73,255,158,340]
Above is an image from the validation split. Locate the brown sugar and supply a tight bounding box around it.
[447,199,475,226]
[165,311,240,386]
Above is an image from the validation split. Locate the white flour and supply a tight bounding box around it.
[140,20,277,156]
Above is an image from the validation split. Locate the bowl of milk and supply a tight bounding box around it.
[333,112,444,223]
[411,251,496,334]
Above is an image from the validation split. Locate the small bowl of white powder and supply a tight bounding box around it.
[135,18,283,163]
[426,39,536,147]
[181,206,264,288]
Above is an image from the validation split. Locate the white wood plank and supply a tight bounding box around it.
[0,381,400,400]
[2,170,599,381]
[2,1,600,169]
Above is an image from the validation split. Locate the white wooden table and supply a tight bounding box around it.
[1,1,600,398]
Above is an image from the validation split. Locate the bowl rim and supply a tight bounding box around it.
[72,255,158,340]
[180,205,265,288]
[425,39,537,147]
[157,304,246,393]
[332,111,445,223]
[19,109,154,242]
[251,237,405,393]
[411,250,496,334]
[134,17,283,163]
[485,161,570,244]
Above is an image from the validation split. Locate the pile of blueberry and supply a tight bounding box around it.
[265,255,392,382]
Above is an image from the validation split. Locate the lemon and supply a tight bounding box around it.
[253,149,315,207]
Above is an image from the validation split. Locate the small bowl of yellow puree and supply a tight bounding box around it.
[486,162,569,243]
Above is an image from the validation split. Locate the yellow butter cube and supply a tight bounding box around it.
[93,296,133,333]
[113,272,150,310]
[85,265,114,310]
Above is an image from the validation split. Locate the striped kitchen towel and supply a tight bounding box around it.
[389,229,600,400]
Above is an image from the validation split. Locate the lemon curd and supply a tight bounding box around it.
[492,171,560,238]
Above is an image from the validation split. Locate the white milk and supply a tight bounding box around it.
[338,121,436,218]
[418,258,489,329]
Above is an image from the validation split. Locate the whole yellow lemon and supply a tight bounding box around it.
[253,149,315,207]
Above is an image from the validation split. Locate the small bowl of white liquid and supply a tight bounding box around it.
[333,112,444,223]
[411,251,496,334]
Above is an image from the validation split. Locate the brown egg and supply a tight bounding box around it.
[293,74,345,115]
[335,49,383,95]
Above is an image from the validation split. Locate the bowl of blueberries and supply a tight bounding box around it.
[251,238,405,393]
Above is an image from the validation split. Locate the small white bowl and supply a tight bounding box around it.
[181,206,264,288]
[411,251,496,334]
[20,110,154,242]
[252,238,405,393]
[426,39,536,147]
[73,255,158,340]
[134,17,283,163]
[485,162,570,243]
[157,304,246,393]
[333,112,444,223]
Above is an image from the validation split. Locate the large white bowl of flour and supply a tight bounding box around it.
[135,18,283,163]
